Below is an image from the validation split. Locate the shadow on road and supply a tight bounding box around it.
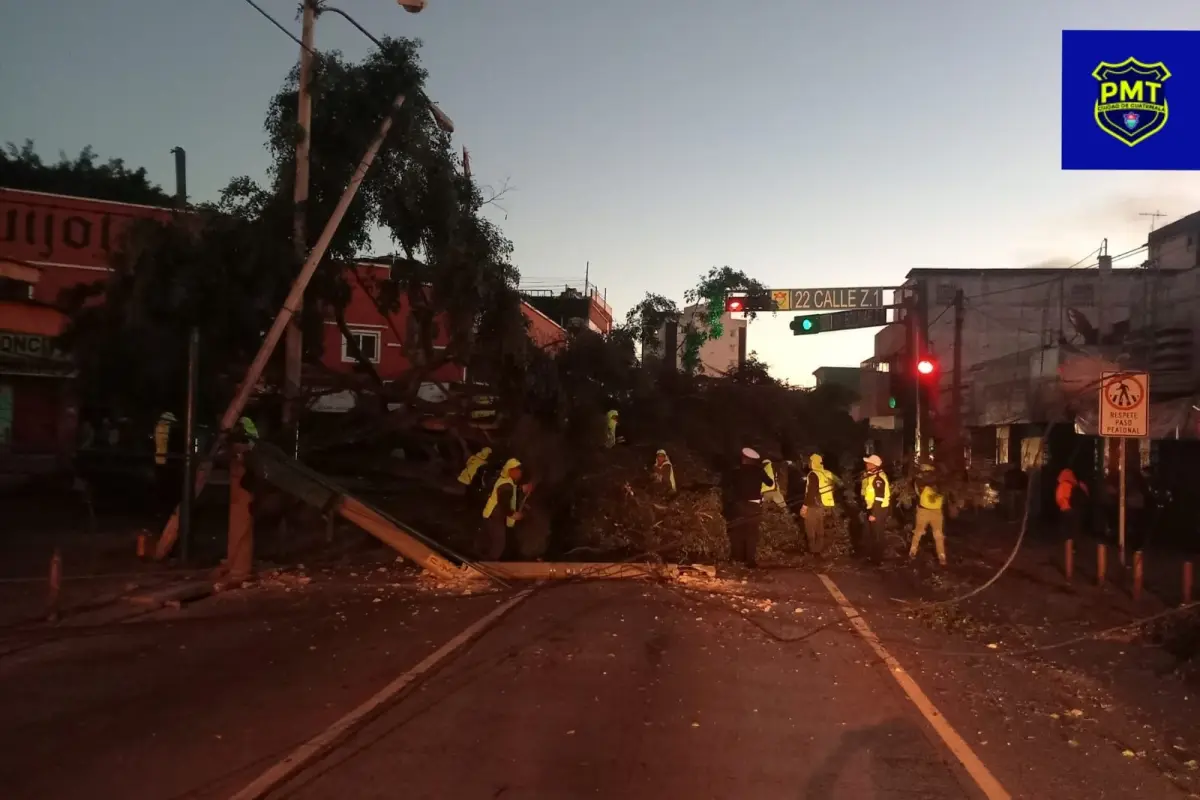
[802,717,962,799]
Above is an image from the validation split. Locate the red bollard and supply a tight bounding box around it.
[1064,539,1074,582]
[47,547,62,621]
[1132,550,1144,602]
[1184,561,1194,606]
[1097,543,1107,587]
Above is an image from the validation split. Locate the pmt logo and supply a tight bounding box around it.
[1092,57,1171,146]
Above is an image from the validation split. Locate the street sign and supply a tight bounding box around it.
[791,307,889,335]
[771,286,891,311]
[1099,371,1149,437]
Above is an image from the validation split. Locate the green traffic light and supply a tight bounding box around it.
[888,396,897,409]
[801,318,814,331]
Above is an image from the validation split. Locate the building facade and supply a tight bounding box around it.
[647,305,749,376]
[1,188,565,453]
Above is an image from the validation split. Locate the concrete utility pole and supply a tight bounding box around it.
[155,92,411,560]
[283,0,445,459]
[282,0,318,459]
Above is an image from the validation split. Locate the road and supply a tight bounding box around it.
[1,565,1193,799]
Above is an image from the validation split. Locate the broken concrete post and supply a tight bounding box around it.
[227,444,254,583]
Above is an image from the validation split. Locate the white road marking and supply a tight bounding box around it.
[228,589,533,800]
[817,573,1011,800]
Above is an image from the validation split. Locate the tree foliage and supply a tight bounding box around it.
[681,266,772,373]
[55,35,526,423]
[0,140,174,206]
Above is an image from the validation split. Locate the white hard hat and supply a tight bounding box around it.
[741,447,760,460]
[863,454,883,468]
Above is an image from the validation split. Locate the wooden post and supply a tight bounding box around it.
[47,547,62,621]
[1184,561,1194,605]
[1064,539,1074,582]
[1097,542,1107,586]
[227,444,254,583]
[1132,550,1144,602]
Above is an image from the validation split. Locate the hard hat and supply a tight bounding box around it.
[656,449,667,456]
[741,447,760,460]
[863,454,883,468]
[160,412,177,422]
[502,457,521,473]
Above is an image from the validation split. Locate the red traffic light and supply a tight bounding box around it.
[725,296,746,313]
[916,358,936,376]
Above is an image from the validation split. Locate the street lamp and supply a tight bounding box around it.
[317,3,455,133]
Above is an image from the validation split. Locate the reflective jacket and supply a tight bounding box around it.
[806,454,836,508]
[861,471,890,508]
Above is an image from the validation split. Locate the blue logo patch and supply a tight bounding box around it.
[1092,57,1171,146]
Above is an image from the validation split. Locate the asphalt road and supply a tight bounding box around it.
[269,578,973,799]
[2,565,1192,800]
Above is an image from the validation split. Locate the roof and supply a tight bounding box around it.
[903,266,1141,279]
[1149,209,1200,246]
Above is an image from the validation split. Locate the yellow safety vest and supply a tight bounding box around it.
[605,411,618,448]
[458,451,488,485]
[809,468,836,507]
[655,460,676,492]
[482,475,518,528]
[919,485,945,510]
[761,460,777,495]
[861,471,890,508]
[153,419,171,465]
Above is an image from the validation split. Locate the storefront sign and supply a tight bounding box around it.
[0,330,71,362]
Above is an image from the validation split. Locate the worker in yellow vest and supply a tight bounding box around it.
[760,458,785,506]
[458,446,492,486]
[154,412,176,466]
[605,409,620,448]
[652,449,676,493]
[800,453,837,555]
[911,462,947,566]
[860,454,890,563]
[480,457,523,560]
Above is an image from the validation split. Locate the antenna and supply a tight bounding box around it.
[1139,210,1167,232]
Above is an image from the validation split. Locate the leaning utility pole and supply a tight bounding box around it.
[154,93,411,560]
[283,0,318,460]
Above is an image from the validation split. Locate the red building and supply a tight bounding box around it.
[0,188,566,449]
[1,188,177,466]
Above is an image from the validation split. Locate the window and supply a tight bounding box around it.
[341,329,381,363]
[1067,283,1095,306]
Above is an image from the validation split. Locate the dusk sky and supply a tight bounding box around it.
[4,1,1199,385]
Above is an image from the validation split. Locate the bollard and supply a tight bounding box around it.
[1097,543,1107,587]
[1064,539,1074,582]
[47,547,62,621]
[136,532,148,559]
[1184,561,1194,606]
[1132,550,1144,602]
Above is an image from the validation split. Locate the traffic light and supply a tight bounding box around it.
[916,357,937,376]
[725,295,746,313]
[790,315,820,335]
